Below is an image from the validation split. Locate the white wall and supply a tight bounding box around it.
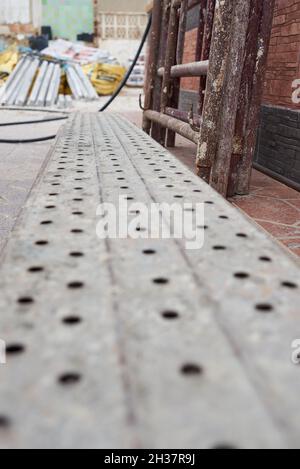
[31,0,42,28]
[0,0,41,26]
[97,0,148,13]
[0,0,31,24]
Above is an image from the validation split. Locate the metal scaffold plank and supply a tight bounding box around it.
[4,57,33,106]
[36,62,55,107]
[15,58,40,106]
[28,61,48,107]
[45,64,61,107]
[73,64,98,100]
[0,56,26,105]
[0,113,299,449]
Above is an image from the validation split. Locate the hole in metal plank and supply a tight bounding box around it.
[58,373,82,386]
[181,364,203,376]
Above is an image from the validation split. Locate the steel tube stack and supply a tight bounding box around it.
[0,54,98,109]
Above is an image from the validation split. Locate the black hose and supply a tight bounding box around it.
[0,116,68,127]
[99,14,152,112]
[1,106,70,114]
[0,135,56,144]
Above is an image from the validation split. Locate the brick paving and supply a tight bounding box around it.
[231,170,300,258]
[157,135,300,259]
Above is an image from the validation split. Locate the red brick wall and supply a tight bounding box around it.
[263,0,300,109]
[181,29,199,91]
[180,1,300,110]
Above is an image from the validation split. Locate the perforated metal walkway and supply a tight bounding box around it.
[0,113,299,449]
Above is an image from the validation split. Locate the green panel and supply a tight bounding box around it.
[42,0,93,42]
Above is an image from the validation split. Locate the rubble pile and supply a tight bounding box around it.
[0,39,131,108]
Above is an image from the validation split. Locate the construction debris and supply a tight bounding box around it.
[0,53,99,108]
[0,35,131,107]
[82,63,127,96]
[41,39,117,65]
[65,63,98,101]
[127,53,145,88]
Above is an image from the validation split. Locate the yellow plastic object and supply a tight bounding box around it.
[0,48,19,76]
[82,63,126,96]
[59,71,72,96]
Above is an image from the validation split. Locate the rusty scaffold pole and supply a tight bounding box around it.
[143,0,275,200]
[144,0,209,144]
[196,0,235,185]
[235,0,276,195]
[227,0,264,197]
[143,0,163,135]
[197,0,275,197]
[198,0,215,114]
[160,0,180,146]
[176,0,188,66]
[151,0,171,142]
[209,0,252,196]
[166,0,189,147]
[195,0,207,63]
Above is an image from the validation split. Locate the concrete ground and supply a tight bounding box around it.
[0,87,299,258]
[0,110,65,253]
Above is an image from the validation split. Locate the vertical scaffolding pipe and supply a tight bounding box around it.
[236,0,276,195]
[195,0,207,62]
[227,0,263,197]
[176,0,188,65]
[160,0,177,113]
[198,0,215,114]
[151,0,171,142]
[209,0,251,197]
[167,0,188,147]
[196,0,234,183]
[160,0,179,147]
[143,0,163,135]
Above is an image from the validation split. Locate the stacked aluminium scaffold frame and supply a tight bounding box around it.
[143,0,275,198]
